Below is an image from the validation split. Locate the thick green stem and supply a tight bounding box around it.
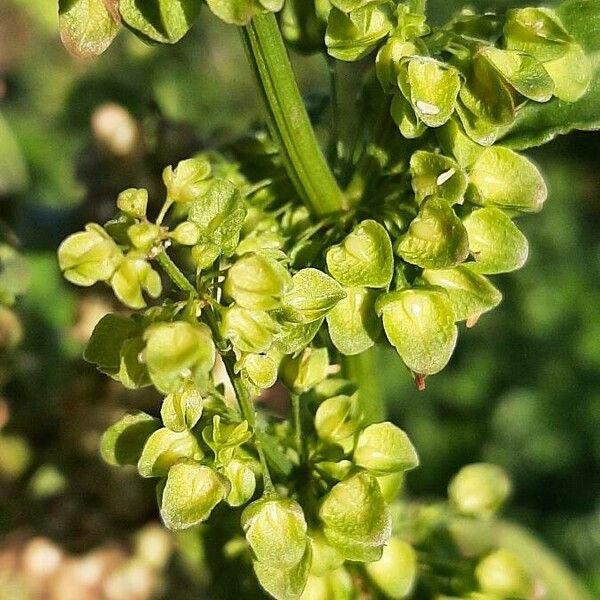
[241,13,346,215]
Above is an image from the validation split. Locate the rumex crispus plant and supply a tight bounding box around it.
[55,0,599,598]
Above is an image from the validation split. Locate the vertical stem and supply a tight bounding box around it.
[343,349,385,425]
[291,393,304,462]
[241,13,347,215]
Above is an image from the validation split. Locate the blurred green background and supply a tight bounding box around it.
[0,1,598,599]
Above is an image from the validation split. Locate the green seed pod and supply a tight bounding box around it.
[462,207,529,274]
[283,268,346,323]
[319,471,391,562]
[410,151,467,205]
[223,458,256,507]
[448,463,511,517]
[455,100,499,147]
[354,421,419,475]
[117,188,148,220]
[309,530,344,576]
[160,382,204,433]
[143,321,216,393]
[391,92,426,139]
[376,39,417,93]
[100,412,160,467]
[315,394,360,447]
[171,221,201,246]
[224,253,291,311]
[419,266,502,324]
[163,156,211,203]
[475,549,533,598]
[326,220,394,288]
[220,306,280,354]
[58,223,123,287]
[160,462,229,530]
[543,43,591,102]
[110,256,162,309]
[127,222,161,251]
[325,3,394,62]
[504,7,573,62]
[281,347,329,394]
[242,497,308,568]
[137,427,203,478]
[365,538,417,599]
[241,353,279,390]
[202,416,252,465]
[395,197,469,269]
[467,147,547,213]
[436,118,485,168]
[378,288,458,376]
[300,567,354,600]
[406,57,461,128]
[376,471,404,502]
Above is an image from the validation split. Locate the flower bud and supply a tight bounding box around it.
[223,253,291,311]
[354,422,419,475]
[110,256,162,309]
[160,382,204,432]
[315,395,360,447]
[448,463,511,517]
[163,156,211,203]
[127,222,161,251]
[281,347,329,394]
[242,497,308,568]
[171,221,201,246]
[160,462,229,530]
[241,353,279,390]
[475,549,533,598]
[223,459,256,507]
[366,538,417,599]
[58,224,123,286]
[220,306,280,354]
[117,188,148,219]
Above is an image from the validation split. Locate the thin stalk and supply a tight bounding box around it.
[241,13,346,215]
[156,249,197,295]
[327,55,341,167]
[291,393,304,463]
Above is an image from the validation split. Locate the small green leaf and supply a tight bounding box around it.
[160,462,229,530]
[479,47,555,102]
[467,147,547,212]
[119,0,201,44]
[59,0,119,58]
[365,538,417,599]
[138,427,203,478]
[243,497,308,568]
[319,471,391,562]
[253,543,312,600]
[395,197,469,269]
[326,287,381,356]
[326,220,393,288]
[325,4,393,62]
[354,422,419,475]
[100,412,160,467]
[378,288,457,375]
[462,207,529,274]
[84,313,138,376]
[420,266,502,323]
[406,57,461,128]
[410,150,467,205]
[188,178,247,257]
[118,337,151,389]
[283,269,346,324]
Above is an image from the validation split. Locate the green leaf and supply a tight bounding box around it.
[406,57,461,128]
[378,288,457,375]
[319,471,391,562]
[283,268,346,324]
[118,337,151,389]
[84,313,139,376]
[479,47,555,102]
[326,220,393,288]
[242,497,308,568]
[353,422,419,475]
[188,178,247,257]
[395,197,469,269]
[365,538,417,599]
[467,147,547,212]
[253,543,312,600]
[325,3,393,62]
[462,207,529,274]
[420,266,502,323]
[500,0,600,149]
[138,427,203,478]
[326,287,381,356]
[100,412,160,467]
[58,0,120,58]
[160,462,229,530]
[119,0,201,44]
[410,150,467,205]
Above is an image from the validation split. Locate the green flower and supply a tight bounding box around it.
[110,255,162,309]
